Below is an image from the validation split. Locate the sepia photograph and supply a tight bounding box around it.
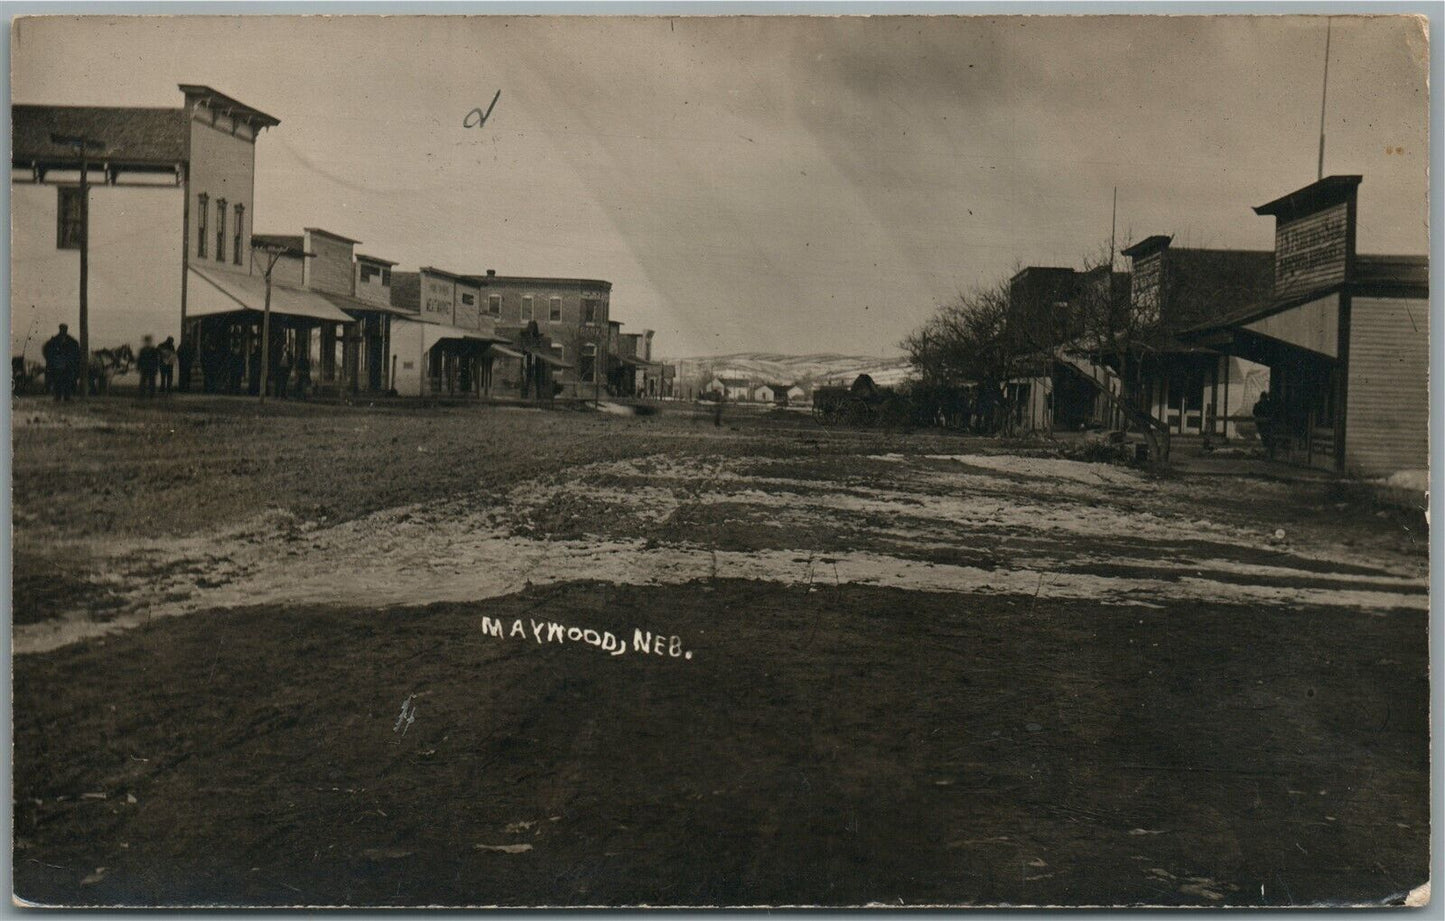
[7,10,1433,908]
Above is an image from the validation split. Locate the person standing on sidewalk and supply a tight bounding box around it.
[157,336,177,394]
[135,336,160,398]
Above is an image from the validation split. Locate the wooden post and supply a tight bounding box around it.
[78,147,89,397]
[259,268,273,403]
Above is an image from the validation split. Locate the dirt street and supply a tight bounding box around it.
[10,396,1429,907]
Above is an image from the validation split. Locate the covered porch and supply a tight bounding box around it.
[185,266,357,398]
[387,317,510,399]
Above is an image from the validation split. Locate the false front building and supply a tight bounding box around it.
[11,85,279,365]
[1183,176,1428,477]
[386,267,511,398]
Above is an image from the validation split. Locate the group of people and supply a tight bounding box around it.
[134,335,179,397]
[196,329,310,398]
[35,323,321,401]
[40,324,180,400]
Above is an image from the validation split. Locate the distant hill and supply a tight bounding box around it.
[667,352,915,390]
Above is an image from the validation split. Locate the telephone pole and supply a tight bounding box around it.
[1317,18,1332,180]
[254,242,313,403]
[50,133,105,397]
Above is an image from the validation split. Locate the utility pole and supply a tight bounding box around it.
[254,242,314,403]
[51,133,104,397]
[1318,17,1332,181]
[1109,186,1118,272]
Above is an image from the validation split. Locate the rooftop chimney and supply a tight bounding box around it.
[486,269,496,277]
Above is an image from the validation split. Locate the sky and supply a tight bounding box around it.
[11,14,1430,358]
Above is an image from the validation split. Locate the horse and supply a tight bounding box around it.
[89,344,135,395]
[11,356,45,395]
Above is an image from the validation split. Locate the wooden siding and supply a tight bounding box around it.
[1273,201,1349,298]
[1129,250,1162,328]
[304,232,354,297]
[1244,293,1338,358]
[453,282,481,330]
[420,274,455,324]
[1344,296,1428,476]
[188,113,255,267]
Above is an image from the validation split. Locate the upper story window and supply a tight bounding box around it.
[56,186,84,249]
[549,297,562,321]
[521,295,534,321]
[381,267,391,286]
[582,298,601,323]
[196,193,208,258]
[233,204,245,265]
[215,198,227,262]
[488,295,501,317]
[461,292,476,306]
[360,263,380,282]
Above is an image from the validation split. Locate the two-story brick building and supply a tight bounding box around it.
[463,271,612,399]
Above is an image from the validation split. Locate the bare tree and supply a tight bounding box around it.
[902,277,1032,434]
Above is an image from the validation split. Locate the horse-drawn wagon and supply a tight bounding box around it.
[811,374,910,427]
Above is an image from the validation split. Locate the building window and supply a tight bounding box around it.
[521,295,533,321]
[461,292,476,306]
[549,297,562,321]
[489,295,501,317]
[215,198,227,262]
[582,298,601,323]
[580,343,597,383]
[196,193,208,257]
[360,263,379,282]
[56,186,84,249]
[233,204,245,265]
[381,268,391,286]
[551,343,565,361]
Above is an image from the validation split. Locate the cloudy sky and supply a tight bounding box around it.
[12,14,1429,358]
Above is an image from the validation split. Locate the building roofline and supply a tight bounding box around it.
[305,227,362,246]
[1120,234,1173,258]
[420,265,472,283]
[178,84,281,128]
[356,253,398,266]
[465,274,613,289]
[1253,175,1362,220]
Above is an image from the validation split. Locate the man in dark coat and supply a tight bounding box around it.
[41,324,81,401]
[177,335,196,392]
[135,335,160,398]
[157,336,177,394]
[1251,390,1275,457]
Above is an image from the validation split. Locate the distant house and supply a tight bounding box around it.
[786,383,809,404]
[753,383,778,403]
[706,376,751,401]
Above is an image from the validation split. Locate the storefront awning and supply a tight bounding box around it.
[316,291,422,319]
[416,322,507,351]
[534,351,573,369]
[614,355,658,368]
[188,266,355,324]
[488,344,527,360]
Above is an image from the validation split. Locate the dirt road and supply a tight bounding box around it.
[11,396,1429,906]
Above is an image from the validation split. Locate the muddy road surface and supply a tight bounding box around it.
[11,396,1429,906]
